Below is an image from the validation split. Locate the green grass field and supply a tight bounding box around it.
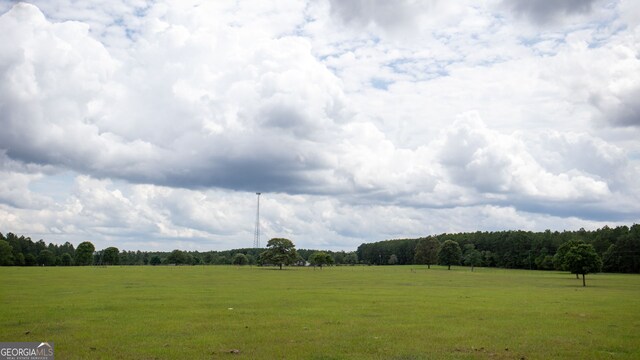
[1,265,639,359]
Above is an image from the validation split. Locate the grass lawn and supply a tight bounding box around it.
[1,265,639,359]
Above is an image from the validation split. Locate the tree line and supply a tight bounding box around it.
[2,224,638,274]
[0,232,358,267]
[0,232,94,267]
[356,225,640,273]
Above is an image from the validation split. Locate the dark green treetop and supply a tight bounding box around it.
[414,237,440,269]
[463,244,482,272]
[438,240,462,270]
[102,247,120,265]
[260,238,298,270]
[0,240,14,266]
[309,251,334,269]
[75,241,95,266]
[564,243,602,287]
[232,253,249,266]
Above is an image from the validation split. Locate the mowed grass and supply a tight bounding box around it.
[1,266,639,359]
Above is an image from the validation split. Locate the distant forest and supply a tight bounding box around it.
[0,231,357,267]
[1,224,639,273]
[357,225,640,273]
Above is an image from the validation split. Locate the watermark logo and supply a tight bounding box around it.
[0,342,54,360]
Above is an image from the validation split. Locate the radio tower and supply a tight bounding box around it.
[253,192,261,248]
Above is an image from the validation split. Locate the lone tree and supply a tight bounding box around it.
[438,240,462,270]
[414,237,440,269]
[309,251,334,269]
[388,254,398,265]
[564,243,602,287]
[260,238,298,270]
[463,244,482,272]
[554,239,585,278]
[102,247,120,265]
[75,241,95,266]
[232,253,249,266]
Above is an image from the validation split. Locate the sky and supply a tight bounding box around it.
[0,0,639,252]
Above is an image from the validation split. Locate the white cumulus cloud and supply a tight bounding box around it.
[0,0,638,251]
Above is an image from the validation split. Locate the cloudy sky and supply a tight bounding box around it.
[0,0,639,252]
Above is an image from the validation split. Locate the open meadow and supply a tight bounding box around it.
[1,265,639,359]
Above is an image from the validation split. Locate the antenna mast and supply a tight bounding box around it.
[253,192,261,248]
